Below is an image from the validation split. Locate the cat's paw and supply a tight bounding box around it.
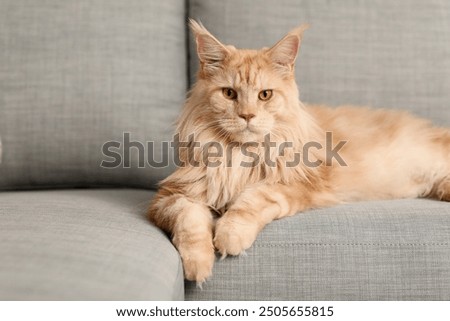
[176,240,215,283]
[214,212,260,256]
[182,252,215,284]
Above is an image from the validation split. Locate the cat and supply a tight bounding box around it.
[148,19,450,284]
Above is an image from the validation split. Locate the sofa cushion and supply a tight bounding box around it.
[0,189,183,300]
[186,199,450,300]
[189,0,450,126]
[0,1,186,190]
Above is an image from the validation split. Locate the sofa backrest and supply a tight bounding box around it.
[1,1,449,191]
[189,0,450,126]
[0,1,186,190]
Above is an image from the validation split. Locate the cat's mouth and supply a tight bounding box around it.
[223,120,267,141]
[243,123,262,134]
[236,125,256,135]
[233,124,265,142]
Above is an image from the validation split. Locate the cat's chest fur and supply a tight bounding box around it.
[202,143,299,211]
[203,145,264,211]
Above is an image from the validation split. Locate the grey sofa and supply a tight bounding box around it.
[1,0,449,300]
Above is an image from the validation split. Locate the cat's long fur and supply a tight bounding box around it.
[149,20,450,283]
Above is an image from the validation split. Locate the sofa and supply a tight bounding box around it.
[1,0,449,301]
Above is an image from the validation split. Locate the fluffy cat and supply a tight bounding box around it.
[148,20,450,284]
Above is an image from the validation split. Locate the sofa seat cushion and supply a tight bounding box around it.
[0,189,183,300]
[186,199,450,300]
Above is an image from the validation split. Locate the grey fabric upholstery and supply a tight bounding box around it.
[0,189,183,300]
[189,0,450,126]
[1,0,450,302]
[186,199,450,300]
[0,1,186,190]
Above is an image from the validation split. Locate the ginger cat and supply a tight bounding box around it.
[149,20,450,284]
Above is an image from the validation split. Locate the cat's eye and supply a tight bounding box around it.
[222,88,237,100]
[258,90,273,101]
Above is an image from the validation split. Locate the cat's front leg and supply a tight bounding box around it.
[214,183,334,256]
[214,183,300,256]
[149,193,215,283]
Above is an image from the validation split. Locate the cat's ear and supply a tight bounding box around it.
[189,19,230,73]
[267,24,309,72]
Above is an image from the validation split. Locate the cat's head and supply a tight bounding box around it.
[188,19,309,143]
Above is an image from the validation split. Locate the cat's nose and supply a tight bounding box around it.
[238,113,256,122]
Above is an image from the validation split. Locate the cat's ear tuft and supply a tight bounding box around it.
[189,19,230,73]
[268,24,309,72]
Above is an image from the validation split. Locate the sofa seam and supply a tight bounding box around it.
[173,250,185,300]
[254,243,450,247]
[185,0,192,89]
